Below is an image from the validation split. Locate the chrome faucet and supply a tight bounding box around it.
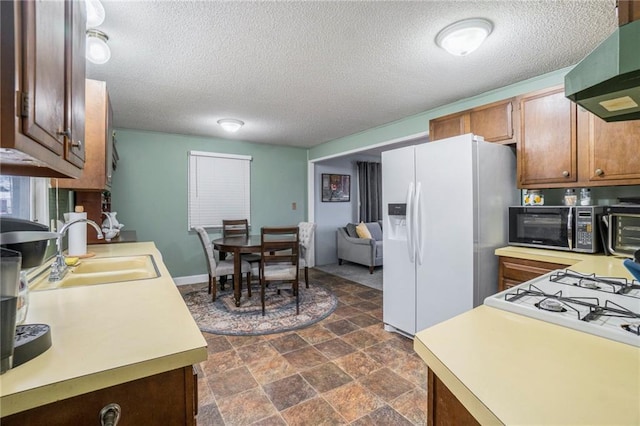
[49,218,104,282]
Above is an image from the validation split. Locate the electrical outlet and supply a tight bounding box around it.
[292,202,297,210]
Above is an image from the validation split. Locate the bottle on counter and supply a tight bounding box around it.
[580,188,592,206]
[563,189,578,206]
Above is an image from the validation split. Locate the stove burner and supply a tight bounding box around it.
[550,270,640,297]
[536,298,567,312]
[622,323,640,336]
[579,280,600,290]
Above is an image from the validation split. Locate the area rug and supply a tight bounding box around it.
[183,283,338,336]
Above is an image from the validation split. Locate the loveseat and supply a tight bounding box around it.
[336,221,383,274]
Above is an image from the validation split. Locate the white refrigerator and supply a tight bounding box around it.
[382,133,518,337]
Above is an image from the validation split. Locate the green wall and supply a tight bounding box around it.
[110,130,307,278]
[109,66,589,279]
[309,67,572,160]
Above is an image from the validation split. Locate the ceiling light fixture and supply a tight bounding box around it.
[86,29,111,64]
[435,18,493,56]
[217,119,244,132]
[86,0,106,28]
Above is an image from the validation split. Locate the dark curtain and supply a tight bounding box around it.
[357,161,382,222]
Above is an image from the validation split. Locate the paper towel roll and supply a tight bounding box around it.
[67,212,87,256]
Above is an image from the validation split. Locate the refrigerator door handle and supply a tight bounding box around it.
[406,182,415,262]
[414,181,423,265]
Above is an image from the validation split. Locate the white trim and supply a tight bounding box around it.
[188,151,252,161]
[309,130,429,163]
[173,274,209,286]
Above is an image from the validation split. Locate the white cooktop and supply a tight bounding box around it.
[485,270,640,347]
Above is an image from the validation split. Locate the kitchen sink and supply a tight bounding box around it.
[30,255,160,290]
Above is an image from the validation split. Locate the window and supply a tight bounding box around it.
[0,176,49,226]
[188,151,252,229]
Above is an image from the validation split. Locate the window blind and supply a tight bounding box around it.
[188,151,252,229]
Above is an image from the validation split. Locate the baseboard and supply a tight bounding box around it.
[173,274,208,286]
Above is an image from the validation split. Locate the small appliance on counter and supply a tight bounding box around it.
[602,204,640,257]
[0,217,57,373]
[508,205,604,253]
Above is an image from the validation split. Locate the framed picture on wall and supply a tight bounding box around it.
[322,174,351,202]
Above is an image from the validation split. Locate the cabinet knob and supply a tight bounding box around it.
[71,140,83,150]
[595,168,604,176]
[562,170,570,177]
[100,403,121,426]
[56,128,71,138]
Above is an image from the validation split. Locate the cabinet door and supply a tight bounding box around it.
[470,99,515,143]
[429,113,470,141]
[518,87,576,188]
[56,79,109,190]
[21,0,66,155]
[106,96,114,187]
[65,0,86,168]
[578,109,640,184]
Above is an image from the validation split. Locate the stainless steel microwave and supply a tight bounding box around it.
[508,206,604,253]
[603,205,640,257]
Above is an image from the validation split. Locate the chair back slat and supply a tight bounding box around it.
[222,219,250,237]
[261,226,299,265]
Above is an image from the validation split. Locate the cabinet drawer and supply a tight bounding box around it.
[498,256,572,292]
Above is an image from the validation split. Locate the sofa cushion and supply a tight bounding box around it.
[346,223,359,238]
[356,222,372,239]
[366,222,383,241]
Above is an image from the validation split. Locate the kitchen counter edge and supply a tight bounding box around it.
[0,242,207,417]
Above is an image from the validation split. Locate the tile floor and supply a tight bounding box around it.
[179,269,428,425]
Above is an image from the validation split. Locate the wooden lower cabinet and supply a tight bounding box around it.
[428,369,479,426]
[2,366,198,425]
[498,256,572,292]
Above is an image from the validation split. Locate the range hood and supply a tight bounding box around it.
[565,19,640,122]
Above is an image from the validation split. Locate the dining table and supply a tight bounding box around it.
[212,235,262,307]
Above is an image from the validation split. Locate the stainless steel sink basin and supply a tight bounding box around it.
[30,255,160,290]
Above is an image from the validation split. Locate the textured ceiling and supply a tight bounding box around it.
[87,0,617,148]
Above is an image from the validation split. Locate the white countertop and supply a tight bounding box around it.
[0,242,207,417]
[414,247,640,425]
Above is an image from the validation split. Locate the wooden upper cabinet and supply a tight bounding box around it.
[577,108,640,184]
[517,86,577,188]
[0,0,85,178]
[65,0,87,168]
[618,0,640,25]
[429,112,469,142]
[20,0,66,155]
[469,99,515,143]
[429,98,516,143]
[57,80,114,190]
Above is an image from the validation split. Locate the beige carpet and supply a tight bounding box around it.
[314,262,382,291]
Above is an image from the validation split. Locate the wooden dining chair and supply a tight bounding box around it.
[257,226,300,316]
[194,226,252,301]
[222,219,262,264]
[298,222,316,288]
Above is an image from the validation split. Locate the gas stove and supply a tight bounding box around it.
[484,269,640,347]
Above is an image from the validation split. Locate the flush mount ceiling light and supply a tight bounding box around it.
[86,29,111,64]
[217,119,244,132]
[436,18,493,56]
[86,0,105,28]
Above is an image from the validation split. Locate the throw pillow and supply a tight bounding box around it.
[365,222,383,241]
[346,223,359,238]
[356,222,372,239]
